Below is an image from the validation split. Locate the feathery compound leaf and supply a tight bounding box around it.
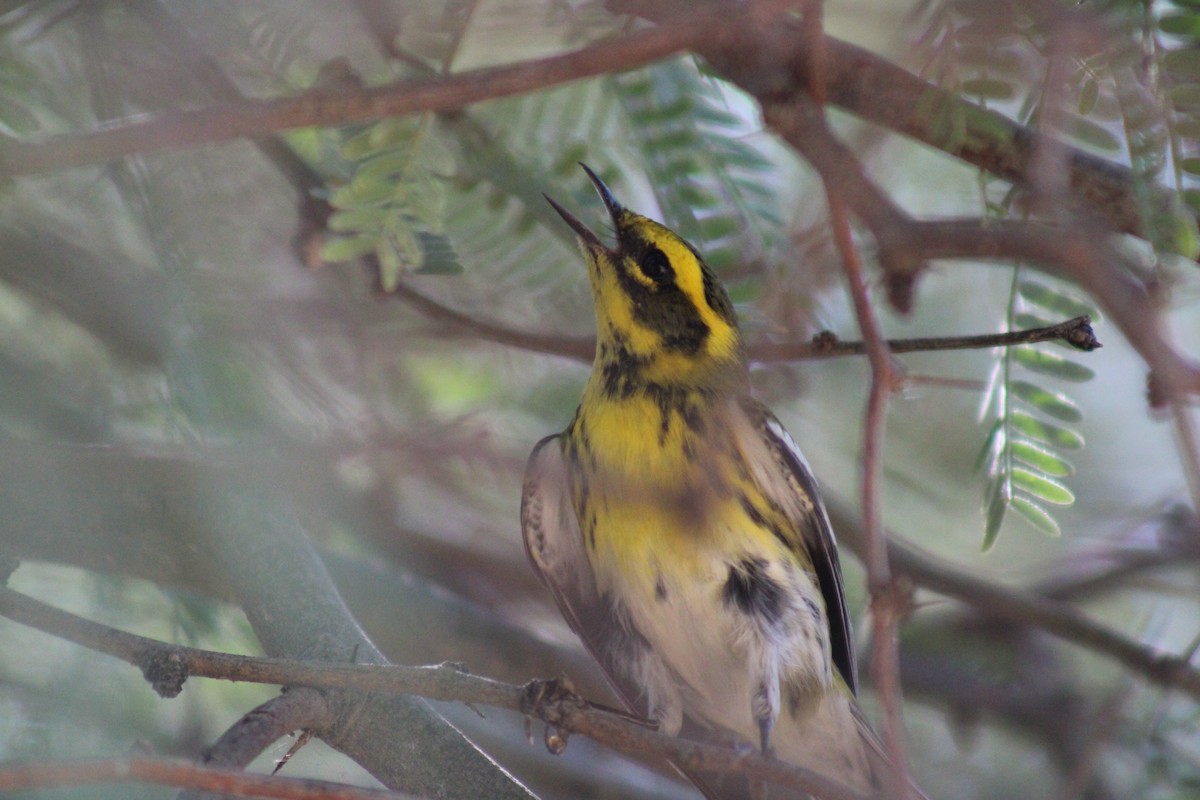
[318,114,459,285]
[613,59,784,271]
[982,471,1010,552]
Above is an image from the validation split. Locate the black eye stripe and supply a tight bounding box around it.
[640,247,673,283]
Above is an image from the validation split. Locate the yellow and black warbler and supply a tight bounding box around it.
[522,164,886,797]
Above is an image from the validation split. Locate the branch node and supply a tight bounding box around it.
[140,649,188,698]
[810,330,840,352]
[1063,315,1102,352]
[520,676,585,755]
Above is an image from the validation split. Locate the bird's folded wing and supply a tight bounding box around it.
[730,397,858,694]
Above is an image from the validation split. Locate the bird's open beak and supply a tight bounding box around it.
[544,162,623,252]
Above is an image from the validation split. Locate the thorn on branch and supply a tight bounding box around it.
[140,650,188,698]
[272,729,313,775]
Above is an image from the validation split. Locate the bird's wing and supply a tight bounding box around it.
[520,434,653,719]
[730,397,858,694]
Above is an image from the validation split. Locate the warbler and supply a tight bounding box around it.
[521,164,887,798]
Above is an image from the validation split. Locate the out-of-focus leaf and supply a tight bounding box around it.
[1009,380,1084,422]
[1013,347,1096,382]
[1011,440,1075,477]
[1011,467,1075,505]
[1009,410,1086,450]
[1010,495,1063,536]
[319,234,377,263]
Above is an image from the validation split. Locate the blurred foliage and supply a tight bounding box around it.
[0,1,1199,799]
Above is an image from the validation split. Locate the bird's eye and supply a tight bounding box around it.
[640,247,674,283]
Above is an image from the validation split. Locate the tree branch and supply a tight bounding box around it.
[823,498,1200,701]
[0,585,868,800]
[393,275,1101,364]
[0,8,719,176]
[797,5,913,795]
[0,756,416,799]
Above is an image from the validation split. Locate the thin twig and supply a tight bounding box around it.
[392,277,1100,365]
[0,586,868,800]
[749,314,1101,362]
[798,3,912,796]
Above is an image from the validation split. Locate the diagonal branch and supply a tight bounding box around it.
[0,8,720,177]
[0,584,868,800]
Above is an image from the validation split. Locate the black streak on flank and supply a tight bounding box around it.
[739,495,791,549]
[722,558,785,626]
[655,573,668,601]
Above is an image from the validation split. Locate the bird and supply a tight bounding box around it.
[521,163,889,798]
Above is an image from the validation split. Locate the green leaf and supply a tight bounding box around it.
[1017,279,1098,319]
[1159,14,1200,37]
[975,418,1003,472]
[1010,495,1062,536]
[1011,467,1075,505]
[1182,157,1200,176]
[1185,189,1200,215]
[355,151,419,184]
[319,234,377,263]
[377,238,403,292]
[1009,410,1086,450]
[341,118,416,160]
[1013,347,1096,382]
[1078,77,1100,115]
[962,78,1016,100]
[1013,312,1053,330]
[1065,114,1123,151]
[331,174,394,207]
[982,471,1010,552]
[1163,48,1200,76]
[328,208,389,232]
[1011,440,1075,477]
[1168,85,1200,110]
[1009,380,1084,422]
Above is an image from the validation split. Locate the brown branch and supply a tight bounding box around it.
[3,0,1171,251]
[199,690,333,773]
[388,281,594,362]
[798,4,913,795]
[0,585,867,800]
[890,219,1200,400]
[0,756,415,799]
[821,499,1200,702]
[0,8,719,177]
[749,314,1101,362]
[621,0,1169,240]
